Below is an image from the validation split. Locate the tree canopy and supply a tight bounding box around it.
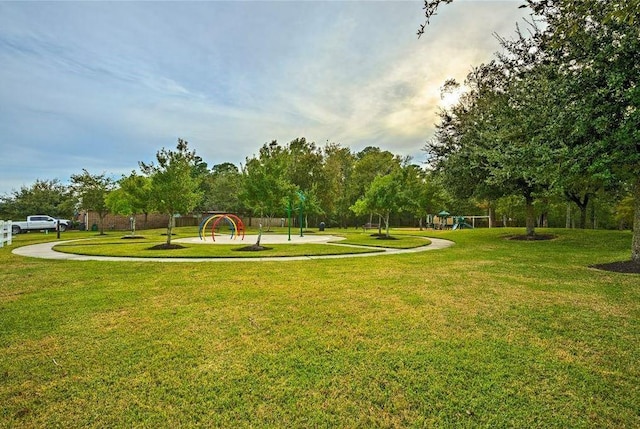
[421,0,640,259]
[140,139,203,245]
[0,179,75,220]
[70,170,114,235]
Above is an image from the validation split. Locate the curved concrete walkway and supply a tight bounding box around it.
[12,235,454,263]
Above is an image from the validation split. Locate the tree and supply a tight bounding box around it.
[349,147,402,228]
[322,143,356,227]
[0,179,75,220]
[401,164,437,230]
[426,58,561,237]
[615,193,635,231]
[533,0,640,259]
[350,172,405,237]
[241,141,296,231]
[286,138,324,192]
[420,0,640,259]
[104,189,134,234]
[199,163,245,213]
[140,139,203,246]
[70,170,114,235]
[120,172,154,230]
[285,138,326,227]
[105,172,152,236]
[417,0,454,37]
[563,180,601,230]
[421,171,451,221]
[419,0,638,37]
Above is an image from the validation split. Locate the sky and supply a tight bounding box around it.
[0,0,533,195]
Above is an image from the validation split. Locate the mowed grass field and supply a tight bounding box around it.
[1,227,638,427]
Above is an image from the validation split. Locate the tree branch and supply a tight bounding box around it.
[417,0,454,38]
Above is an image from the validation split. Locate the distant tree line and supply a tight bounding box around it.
[0,134,633,238]
[0,139,433,238]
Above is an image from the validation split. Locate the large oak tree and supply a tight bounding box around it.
[421,0,640,259]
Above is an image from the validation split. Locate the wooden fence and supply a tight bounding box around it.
[0,221,12,248]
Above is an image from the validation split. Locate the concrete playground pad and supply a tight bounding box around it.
[174,234,344,245]
[12,236,454,262]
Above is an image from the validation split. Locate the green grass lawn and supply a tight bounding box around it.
[49,229,428,258]
[1,227,638,427]
[52,239,378,258]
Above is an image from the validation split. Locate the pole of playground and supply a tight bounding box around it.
[287,199,292,241]
[297,191,305,238]
[299,200,304,238]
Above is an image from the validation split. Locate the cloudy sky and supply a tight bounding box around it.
[0,0,531,195]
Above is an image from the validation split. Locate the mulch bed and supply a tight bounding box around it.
[590,261,640,274]
[507,234,557,241]
[370,233,398,240]
[234,245,272,251]
[148,243,186,250]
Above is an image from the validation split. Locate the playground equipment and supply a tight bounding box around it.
[285,191,307,241]
[437,211,451,229]
[452,216,474,230]
[198,214,245,242]
[430,211,490,230]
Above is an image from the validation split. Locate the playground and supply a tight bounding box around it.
[429,211,489,230]
[195,213,325,244]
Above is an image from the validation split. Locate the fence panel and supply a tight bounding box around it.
[0,221,12,248]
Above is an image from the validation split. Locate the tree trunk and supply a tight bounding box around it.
[525,195,536,237]
[537,213,548,228]
[576,206,586,229]
[99,213,106,235]
[632,178,640,262]
[166,215,173,245]
[566,192,590,229]
[384,212,390,237]
[488,206,494,228]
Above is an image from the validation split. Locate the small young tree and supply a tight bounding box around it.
[71,170,115,235]
[105,172,152,236]
[140,139,203,247]
[350,172,405,237]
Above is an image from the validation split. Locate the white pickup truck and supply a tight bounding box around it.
[11,215,71,235]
